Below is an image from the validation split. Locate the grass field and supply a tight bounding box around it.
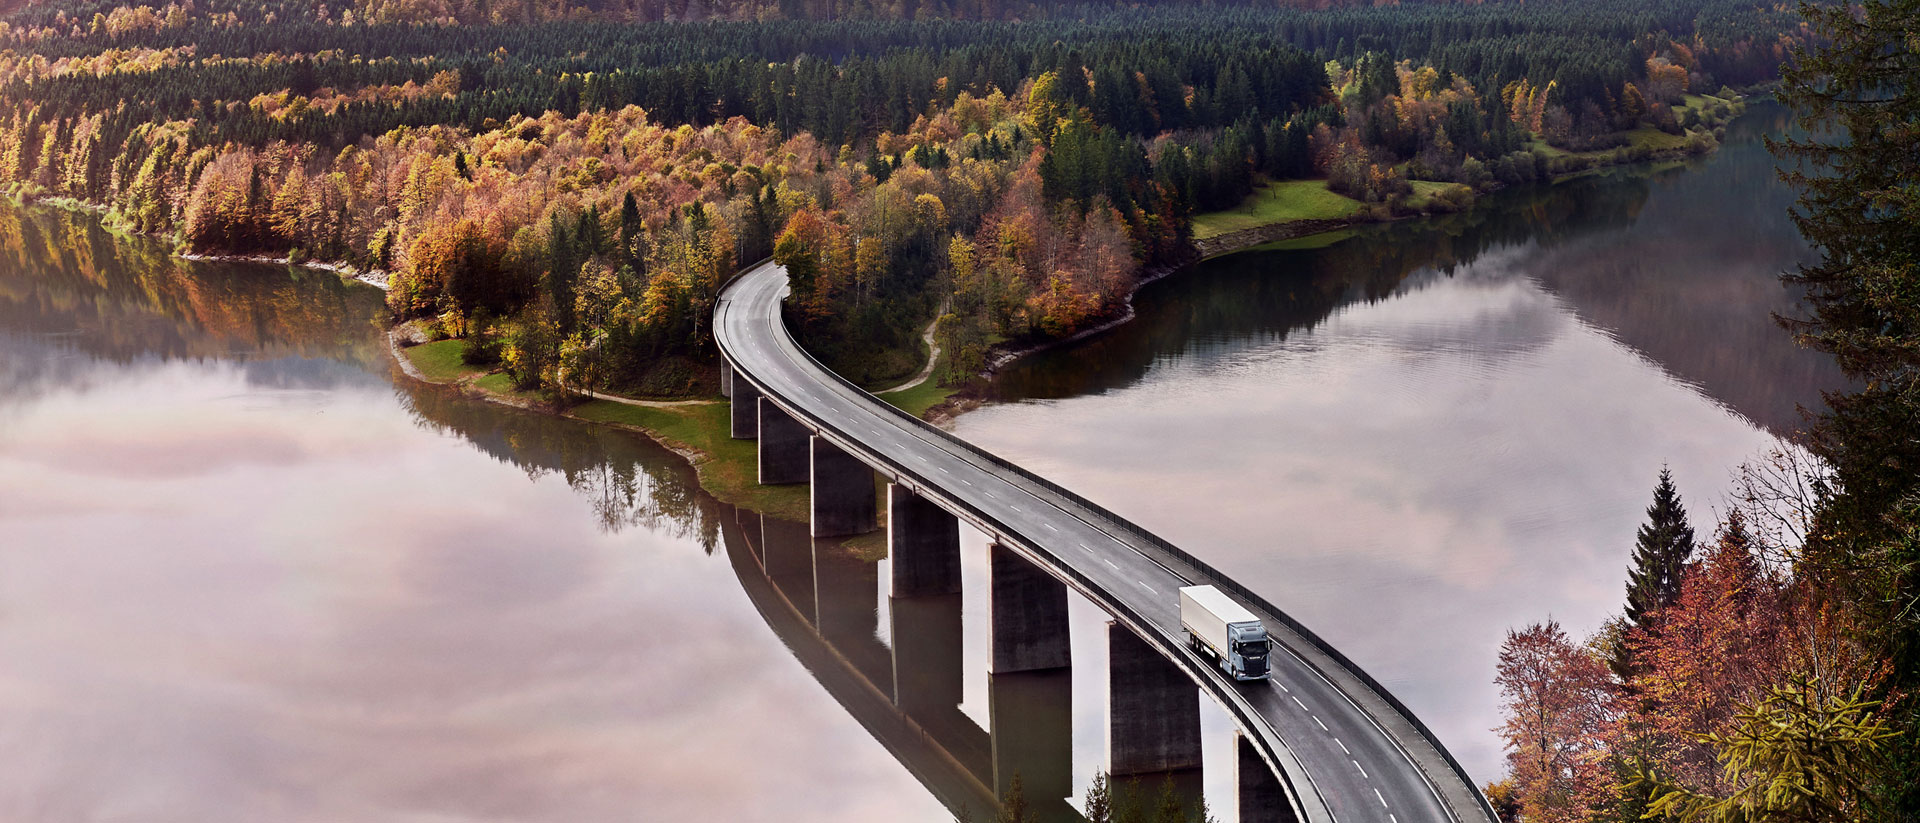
[1404,180,1472,212]
[403,339,483,383]
[571,399,812,521]
[1623,127,1690,151]
[875,336,959,418]
[403,336,809,518]
[1191,179,1365,240]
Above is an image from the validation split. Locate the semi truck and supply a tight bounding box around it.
[1179,585,1271,681]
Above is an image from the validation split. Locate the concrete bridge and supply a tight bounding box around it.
[715,259,1497,823]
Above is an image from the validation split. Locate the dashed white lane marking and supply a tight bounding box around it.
[938,466,949,474]
[1390,815,1399,823]
[1334,738,1350,755]
[1375,789,1388,808]
[1011,505,1023,512]
[1079,544,1092,552]
[1291,695,1307,710]
[962,479,974,486]
[1140,581,1158,594]
[986,492,997,499]
[1044,523,1057,532]
[1314,716,1328,732]
[1103,558,1118,570]
[1352,760,1368,779]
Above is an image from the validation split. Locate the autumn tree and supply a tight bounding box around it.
[392,218,519,322]
[1628,510,1791,789]
[1495,620,1615,823]
[1635,675,1897,823]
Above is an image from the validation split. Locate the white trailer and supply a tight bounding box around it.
[1179,585,1271,681]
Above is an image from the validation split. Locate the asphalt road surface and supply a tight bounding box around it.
[717,260,1492,823]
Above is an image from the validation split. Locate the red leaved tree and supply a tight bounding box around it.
[1495,620,1615,823]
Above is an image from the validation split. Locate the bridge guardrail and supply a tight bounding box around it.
[718,266,1497,823]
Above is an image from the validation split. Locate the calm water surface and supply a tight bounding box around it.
[0,207,947,822]
[958,100,1842,781]
[0,101,1836,820]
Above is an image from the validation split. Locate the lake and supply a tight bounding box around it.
[956,99,1840,782]
[0,100,1837,819]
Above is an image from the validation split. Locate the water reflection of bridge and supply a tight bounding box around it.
[720,506,1093,822]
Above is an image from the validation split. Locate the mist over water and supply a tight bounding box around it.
[957,100,1841,781]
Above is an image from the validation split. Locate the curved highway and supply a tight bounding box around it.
[716,259,1495,823]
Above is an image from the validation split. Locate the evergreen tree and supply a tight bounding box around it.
[1614,467,1696,678]
[996,774,1032,823]
[1773,0,1920,816]
[1083,772,1113,823]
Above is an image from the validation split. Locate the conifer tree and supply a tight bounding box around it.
[1614,467,1696,679]
[1082,772,1112,823]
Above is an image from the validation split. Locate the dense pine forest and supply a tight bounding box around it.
[2,0,1796,391]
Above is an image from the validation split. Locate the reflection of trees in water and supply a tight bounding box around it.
[0,202,386,367]
[395,380,723,543]
[0,201,719,542]
[1519,104,1842,436]
[995,172,1657,401]
[999,112,1843,437]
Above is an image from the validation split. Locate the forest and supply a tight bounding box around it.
[1486,2,1918,820]
[4,0,1914,821]
[0,0,1799,392]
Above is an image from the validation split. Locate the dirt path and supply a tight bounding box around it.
[874,308,944,395]
[575,389,718,407]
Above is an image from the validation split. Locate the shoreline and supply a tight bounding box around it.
[387,330,812,521]
[957,121,1748,400]
[10,102,1751,510]
[183,252,393,290]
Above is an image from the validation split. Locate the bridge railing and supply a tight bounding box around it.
[722,268,1496,823]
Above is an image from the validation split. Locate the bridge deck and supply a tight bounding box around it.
[716,260,1493,823]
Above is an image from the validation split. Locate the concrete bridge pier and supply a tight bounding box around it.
[721,360,734,398]
[730,378,761,439]
[1108,622,1202,777]
[990,543,1071,673]
[810,437,877,537]
[889,484,962,597]
[758,398,810,485]
[1236,732,1298,823]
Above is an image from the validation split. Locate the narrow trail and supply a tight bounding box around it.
[874,308,944,395]
[576,390,718,407]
